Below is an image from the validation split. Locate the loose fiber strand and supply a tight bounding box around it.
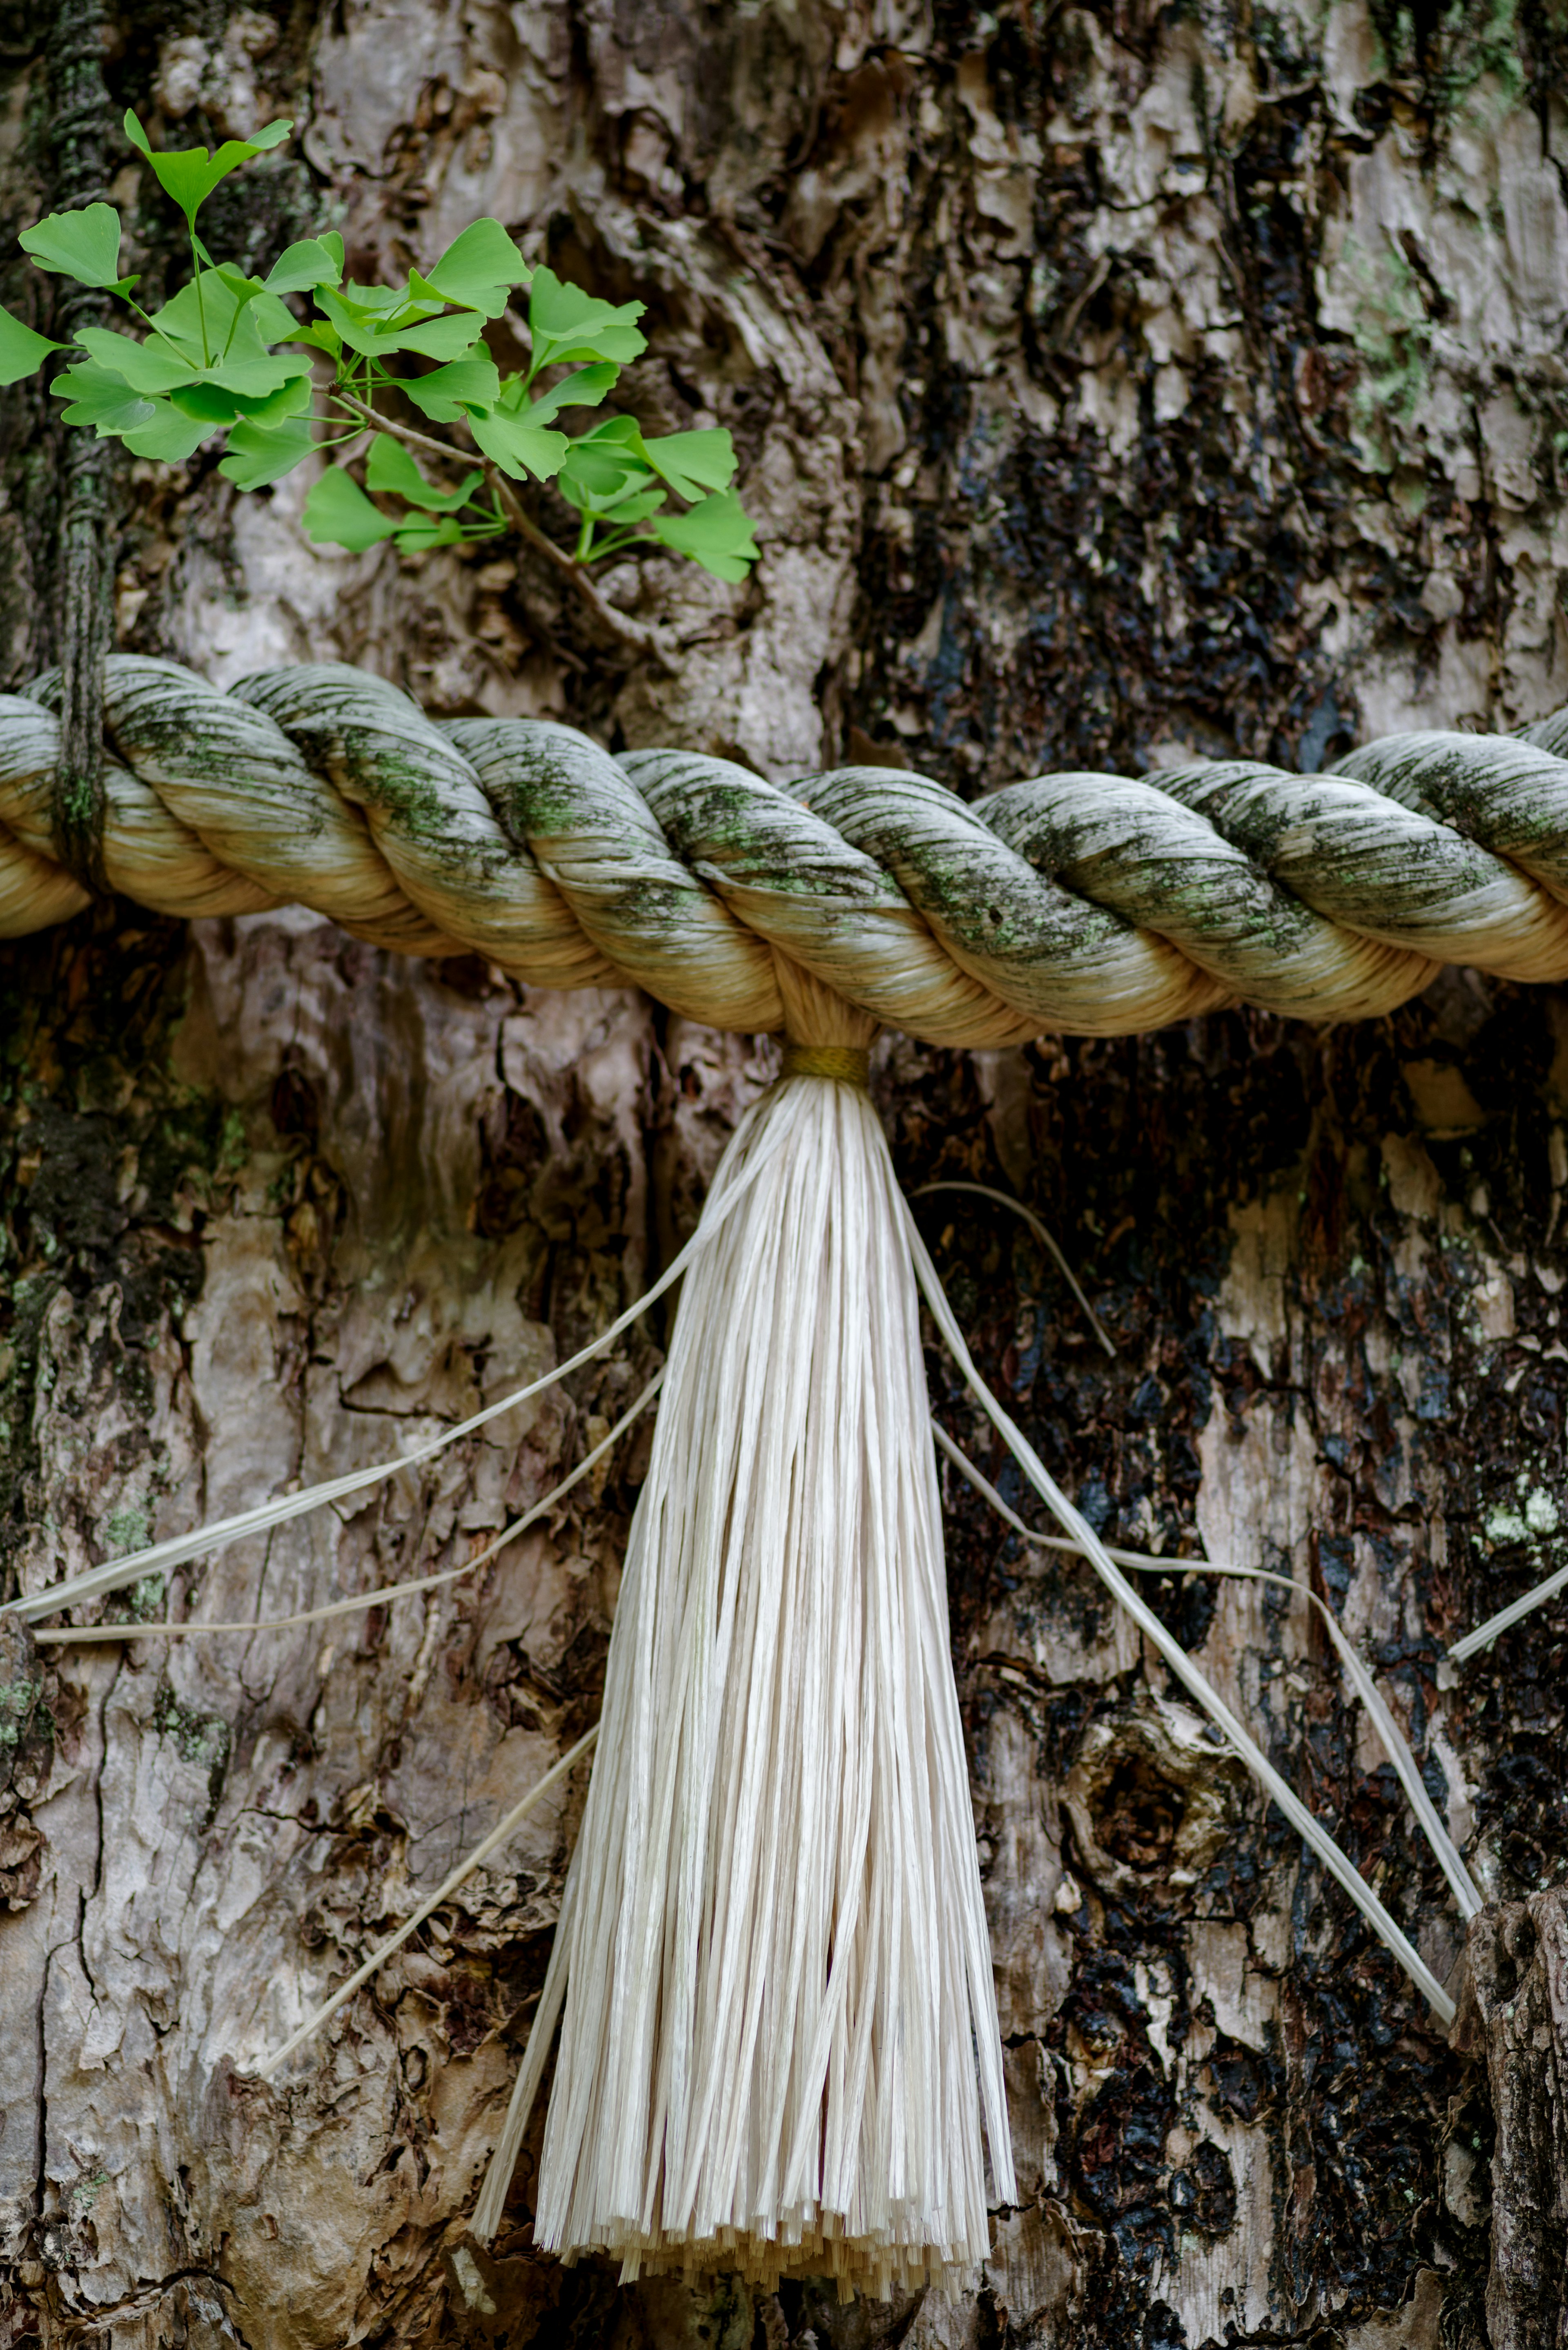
[933,1426,1481,1917]
[913,1180,1116,1357]
[30,1374,664,1648]
[1449,1557,1568,1662]
[7,1122,790,1628]
[261,1726,599,2078]
[907,1207,1457,2024]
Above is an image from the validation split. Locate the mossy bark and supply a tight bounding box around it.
[2,4,1568,2346]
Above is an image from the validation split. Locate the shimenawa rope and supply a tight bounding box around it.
[6,660,1560,2299]
[7,656,1568,1036]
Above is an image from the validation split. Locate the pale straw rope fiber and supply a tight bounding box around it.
[6,654,1555,2290]
[5,656,1568,1033]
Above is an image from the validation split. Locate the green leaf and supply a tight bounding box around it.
[265,239,344,295]
[0,304,62,385]
[287,320,342,358]
[77,318,309,403]
[18,203,130,290]
[641,426,737,502]
[313,285,396,350]
[219,411,316,488]
[123,110,293,227]
[341,280,412,315]
[167,380,246,427]
[515,362,615,425]
[197,270,298,350]
[319,232,345,279]
[169,372,312,426]
[556,417,658,510]
[249,289,301,346]
[384,312,488,362]
[425,218,530,317]
[315,283,482,363]
[401,271,461,318]
[527,267,646,373]
[75,326,194,395]
[365,435,483,511]
[648,487,759,581]
[394,514,468,551]
[468,406,568,481]
[121,398,218,464]
[397,356,500,421]
[302,466,399,551]
[51,360,156,435]
[586,486,667,528]
[140,270,310,381]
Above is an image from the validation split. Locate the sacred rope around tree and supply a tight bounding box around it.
[5,655,1568,1033]
[7,651,1565,2292]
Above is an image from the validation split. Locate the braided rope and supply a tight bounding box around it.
[4,656,1568,1042]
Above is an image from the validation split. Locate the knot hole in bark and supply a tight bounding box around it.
[1093,1755,1185,1873]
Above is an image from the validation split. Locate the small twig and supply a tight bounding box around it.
[482,463,673,668]
[334,390,673,667]
[332,388,472,470]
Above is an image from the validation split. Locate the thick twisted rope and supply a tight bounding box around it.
[4,656,1568,1042]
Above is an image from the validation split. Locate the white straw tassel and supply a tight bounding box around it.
[472,1066,1015,2295]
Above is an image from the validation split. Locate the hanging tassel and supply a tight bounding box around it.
[471,967,1014,2296]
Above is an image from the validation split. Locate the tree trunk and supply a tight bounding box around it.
[2,3,1567,2345]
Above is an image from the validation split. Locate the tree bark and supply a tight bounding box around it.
[2,3,1568,2345]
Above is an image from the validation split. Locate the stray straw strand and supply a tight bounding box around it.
[932,1425,1481,1919]
[912,1182,1116,1358]
[30,1373,664,1647]
[259,1726,599,2079]
[6,1118,790,1629]
[905,1202,1458,2024]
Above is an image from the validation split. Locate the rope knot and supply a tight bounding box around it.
[779,1042,870,1086]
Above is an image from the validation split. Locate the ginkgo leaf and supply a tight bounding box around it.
[516,362,616,425]
[365,434,483,511]
[425,219,530,316]
[0,304,62,385]
[468,408,568,481]
[120,399,219,464]
[287,321,342,359]
[315,284,484,364]
[124,111,293,227]
[527,267,646,373]
[397,356,501,421]
[18,203,130,291]
[74,327,195,397]
[587,487,667,528]
[143,272,305,371]
[640,426,737,503]
[51,361,156,435]
[170,374,312,427]
[556,417,658,510]
[385,313,488,362]
[648,488,759,580]
[302,466,399,551]
[394,513,469,550]
[264,239,344,295]
[219,412,316,488]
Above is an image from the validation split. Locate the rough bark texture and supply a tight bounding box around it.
[1454,1886,1568,2350]
[2,3,1568,2346]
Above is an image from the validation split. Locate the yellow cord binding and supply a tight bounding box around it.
[779,1043,871,1086]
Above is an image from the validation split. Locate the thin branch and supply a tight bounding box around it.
[334,390,673,667]
[330,388,470,469]
[483,463,673,667]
